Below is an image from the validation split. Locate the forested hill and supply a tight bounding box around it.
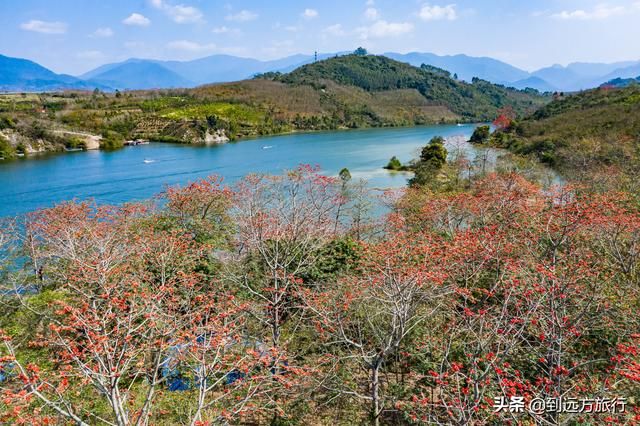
[276,54,546,121]
[1,54,548,158]
[488,85,640,188]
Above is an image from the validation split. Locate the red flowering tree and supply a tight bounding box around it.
[399,175,640,424]
[231,165,344,350]
[227,165,345,419]
[306,219,454,426]
[0,201,269,425]
[492,106,516,131]
[162,175,234,246]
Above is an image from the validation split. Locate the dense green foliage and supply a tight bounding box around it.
[419,136,447,166]
[384,156,404,171]
[100,130,125,150]
[408,136,449,187]
[0,134,15,159]
[281,55,547,121]
[338,167,352,182]
[602,76,640,88]
[0,115,15,130]
[469,125,491,144]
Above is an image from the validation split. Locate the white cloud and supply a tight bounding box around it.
[91,27,114,37]
[323,24,346,37]
[225,10,258,22]
[20,20,68,34]
[364,7,379,20]
[302,8,319,19]
[167,40,217,52]
[123,13,151,26]
[551,4,625,20]
[150,0,204,24]
[357,20,414,39]
[212,26,240,35]
[418,4,458,21]
[77,50,105,60]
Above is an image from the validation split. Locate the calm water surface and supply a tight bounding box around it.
[0,124,480,217]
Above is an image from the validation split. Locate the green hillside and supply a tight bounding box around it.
[488,86,640,189]
[0,53,548,157]
[279,54,545,121]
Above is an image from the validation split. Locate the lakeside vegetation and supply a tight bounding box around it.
[383,136,450,188]
[0,52,547,159]
[465,85,640,194]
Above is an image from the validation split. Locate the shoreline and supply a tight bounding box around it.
[0,122,479,164]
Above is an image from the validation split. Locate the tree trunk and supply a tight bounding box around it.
[371,357,383,426]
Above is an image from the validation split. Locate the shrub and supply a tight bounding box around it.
[469,125,491,144]
[0,135,15,159]
[0,115,16,130]
[385,156,403,171]
[100,131,124,150]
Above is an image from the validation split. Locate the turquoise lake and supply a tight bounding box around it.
[0,124,479,217]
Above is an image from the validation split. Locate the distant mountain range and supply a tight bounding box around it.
[1,51,639,93]
[0,54,110,92]
[383,52,530,85]
[529,61,640,91]
[79,54,328,89]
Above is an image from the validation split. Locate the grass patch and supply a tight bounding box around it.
[162,102,265,123]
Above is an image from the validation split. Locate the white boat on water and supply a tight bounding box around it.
[456,123,464,127]
[262,145,273,150]
[143,159,156,164]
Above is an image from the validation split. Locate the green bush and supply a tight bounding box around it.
[469,125,491,144]
[409,136,449,187]
[100,131,124,150]
[0,135,16,159]
[0,115,16,130]
[385,156,403,171]
[65,136,87,150]
[420,136,447,167]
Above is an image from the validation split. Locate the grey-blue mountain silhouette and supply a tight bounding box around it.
[383,52,530,84]
[0,54,108,92]
[2,50,640,93]
[86,61,194,90]
[532,61,640,91]
[509,76,557,93]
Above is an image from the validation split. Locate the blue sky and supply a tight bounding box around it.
[2,0,640,75]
